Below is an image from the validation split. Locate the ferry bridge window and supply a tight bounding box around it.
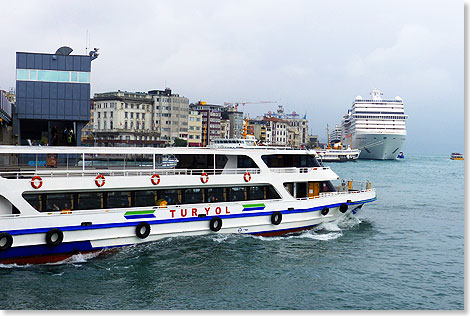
[158,189,179,205]
[207,187,225,203]
[262,154,319,168]
[183,188,203,204]
[228,187,246,202]
[76,192,102,210]
[237,155,258,168]
[174,154,228,170]
[134,190,156,207]
[266,186,281,199]
[248,186,264,200]
[23,194,42,212]
[45,193,74,212]
[107,191,130,209]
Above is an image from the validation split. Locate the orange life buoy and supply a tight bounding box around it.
[31,176,43,189]
[200,172,209,184]
[151,174,161,185]
[95,174,105,187]
[243,171,251,182]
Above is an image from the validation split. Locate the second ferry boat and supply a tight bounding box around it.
[0,145,376,264]
[339,88,408,160]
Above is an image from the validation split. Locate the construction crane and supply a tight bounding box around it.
[223,100,277,112]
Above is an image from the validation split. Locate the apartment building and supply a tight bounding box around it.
[187,110,202,146]
[89,88,189,147]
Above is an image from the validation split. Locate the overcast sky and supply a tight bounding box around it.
[0,0,464,154]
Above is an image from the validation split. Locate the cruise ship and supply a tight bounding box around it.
[340,89,408,160]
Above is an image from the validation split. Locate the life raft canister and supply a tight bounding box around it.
[95,174,105,187]
[31,176,43,189]
[243,171,251,182]
[151,174,161,185]
[200,172,209,184]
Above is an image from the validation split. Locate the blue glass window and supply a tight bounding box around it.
[17,69,90,83]
[70,72,78,82]
[17,69,29,80]
[29,70,37,80]
[78,72,90,83]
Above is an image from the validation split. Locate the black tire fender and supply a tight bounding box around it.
[45,228,64,246]
[271,211,282,225]
[321,207,329,216]
[209,217,222,232]
[0,232,13,251]
[136,222,151,239]
[340,203,348,213]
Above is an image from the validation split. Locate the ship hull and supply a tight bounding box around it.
[352,133,406,160]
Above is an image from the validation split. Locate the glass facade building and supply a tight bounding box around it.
[15,51,92,146]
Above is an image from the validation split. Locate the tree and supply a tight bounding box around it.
[173,138,187,147]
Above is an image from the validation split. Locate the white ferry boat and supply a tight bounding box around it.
[209,135,258,148]
[340,89,408,160]
[315,148,361,162]
[0,145,376,264]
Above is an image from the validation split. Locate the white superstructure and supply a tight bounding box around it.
[340,89,408,160]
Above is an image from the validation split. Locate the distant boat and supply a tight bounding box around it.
[397,152,405,159]
[315,147,361,162]
[450,153,464,160]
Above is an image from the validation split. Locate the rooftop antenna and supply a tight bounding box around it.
[85,30,89,54]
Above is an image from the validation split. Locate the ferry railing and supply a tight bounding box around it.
[295,188,375,201]
[332,179,372,192]
[269,166,330,173]
[0,167,261,179]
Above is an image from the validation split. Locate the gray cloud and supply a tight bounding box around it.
[0,0,463,153]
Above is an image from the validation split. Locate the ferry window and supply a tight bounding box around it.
[207,187,225,203]
[45,193,74,212]
[262,154,319,168]
[228,187,246,202]
[23,194,42,212]
[76,192,102,210]
[237,155,258,168]
[158,189,179,205]
[248,186,264,200]
[135,190,156,207]
[296,182,307,198]
[183,188,203,204]
[265,186,281,199]
[107,191,130,208]
[284,182,294,196]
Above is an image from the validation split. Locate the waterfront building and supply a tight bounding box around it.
[189,102,222,146]
[15,47,97,146]
[264,105,309,146]
[187,110,202,147]
[264,117,288,146]
[89,88,189,147]
[221,107,243,139]
[288,126,300,148]
[308,135,320,148]
[219,118,230,139]
[149,88,189,143]
[0,90,13,145]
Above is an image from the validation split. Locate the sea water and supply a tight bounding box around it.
[0,153,464,310]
